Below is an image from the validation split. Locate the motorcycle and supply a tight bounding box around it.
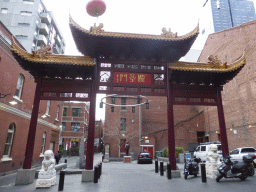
[216,155,253,182]
[184,157,201,179]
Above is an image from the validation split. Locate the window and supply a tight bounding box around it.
[241,148,256,153]
[3,123,15,158]
[46,101,50,115]
[56,105,60,120]
[63,108,67,116]
[1,8,8,14]
[120,118,126,131]
[14,74,25,99]
[16,35,28,40]
[18,23,30,27]
[20,11,32,16]
[62,122,66,131]
[230,150,239,155]
[72,108,81,117]
[201,146,206,151]
[71,122,80,132]
[41,132,46,154]
[121,98,126,110]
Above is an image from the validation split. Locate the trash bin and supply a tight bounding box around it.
[155,151,162,158]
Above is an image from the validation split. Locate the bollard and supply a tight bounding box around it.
[99,162,102,176]
[58,170,65,191]
[64,159,67,163]
[98,163,101,179]
[167,163,172,180]
[94,166,99,183]
[155,160,158,173]
[160,162,164,176]
[201,163,207,183]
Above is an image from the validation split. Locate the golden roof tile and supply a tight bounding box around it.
[11,36,96,66]
[69,14,199,41]
[169,54,245,73]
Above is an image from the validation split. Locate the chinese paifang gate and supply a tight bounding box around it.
[11,13,246,171]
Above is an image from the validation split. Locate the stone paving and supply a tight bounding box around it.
[1,154,256,192]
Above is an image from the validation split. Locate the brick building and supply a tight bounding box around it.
[198,20,256,151]
[0,21,63,174]
[60,101,103,155]
[104,95,205,158]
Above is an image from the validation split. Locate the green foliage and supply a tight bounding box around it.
[162,147,169,157]
[162,147,185,157]
[58,146,64,154]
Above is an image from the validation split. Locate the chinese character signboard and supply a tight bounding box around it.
[113,72,151,84]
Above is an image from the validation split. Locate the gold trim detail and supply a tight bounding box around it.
[32,45,52,58]
[69,14,199,41]
[169,54,245,73]
[11,36,96,66]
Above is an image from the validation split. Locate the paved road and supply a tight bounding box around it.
[1,154,256,192]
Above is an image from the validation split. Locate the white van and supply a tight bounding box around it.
[193,142,222,162]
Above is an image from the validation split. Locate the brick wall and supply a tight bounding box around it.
[198,20,256,151]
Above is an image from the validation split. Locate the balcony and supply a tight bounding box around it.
[53,44,60,54]
[36,35,47,46]
[55,35,61,46]
[40,12,51,25]
[39,23,49,36]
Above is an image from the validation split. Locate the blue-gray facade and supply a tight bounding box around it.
[208,0,256,32]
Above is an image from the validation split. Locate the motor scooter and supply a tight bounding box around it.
[183,157,201,179]
[216,155,253,182]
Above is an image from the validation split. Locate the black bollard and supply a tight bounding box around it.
[98,163,101,179]
[160,162,164,176]
[167,163,172,180]
[155,160,158,173]
[99,162,102,176]
[102,156,104,161]
[201,163,207,183]
[94,166,99,183]
[64,159,67,163]
[58,170,65,191]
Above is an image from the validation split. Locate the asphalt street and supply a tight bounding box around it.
[1,153,256,192]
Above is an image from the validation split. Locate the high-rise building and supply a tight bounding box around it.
[201,0,256,33]
[0,0,65,54]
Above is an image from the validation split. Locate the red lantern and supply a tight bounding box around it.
[86,0,106,17]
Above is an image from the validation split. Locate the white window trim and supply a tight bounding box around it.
[39,153,44,157]
[0,156,13,162]
[13,95,23,104]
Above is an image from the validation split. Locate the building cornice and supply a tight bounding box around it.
[0,102,59,130]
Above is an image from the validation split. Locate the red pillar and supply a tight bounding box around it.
[216,86,229,157]
[167,70,176,170]
[23,79,42,169]
[85,71,97,170]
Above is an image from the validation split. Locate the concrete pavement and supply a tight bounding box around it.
[1,153,256,192]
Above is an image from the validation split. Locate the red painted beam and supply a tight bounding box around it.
[23,79,42,169]
[216,87,229,157]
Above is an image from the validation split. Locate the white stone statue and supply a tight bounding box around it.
[206,144,220,179]
[36,150,56,188]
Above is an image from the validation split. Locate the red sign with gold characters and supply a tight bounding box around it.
[113,72,151,84]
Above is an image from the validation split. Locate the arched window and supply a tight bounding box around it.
[14,74,25,99]
[56,105,60,121]
[46,100,50,115]
[41,132,46,154]
[3,123,15,158]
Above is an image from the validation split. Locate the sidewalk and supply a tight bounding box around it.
[1,155,256,192]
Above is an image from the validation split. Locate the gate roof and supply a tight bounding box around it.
[169,55,246,86]
[69,14,199,61]
[11,37,96,79]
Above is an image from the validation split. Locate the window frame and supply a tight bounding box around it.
[46,100,50,116]
[14,74,25,99]
[40,132,46,156]
[71,122,80,132]
[63,107,67,116]
[1,123,15,161]
[121,98,126,110]
[72,108,81,117]
[120,118,126,131]
[56,105,60,121]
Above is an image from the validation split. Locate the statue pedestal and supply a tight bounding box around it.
[206,162,218,179]
[36,170,56,188]
[81,170,94,182]
[15,169,35,185]
[124,156,131,163]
